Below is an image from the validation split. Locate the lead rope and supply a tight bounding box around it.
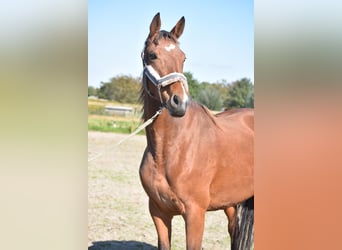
[88,108,162,162]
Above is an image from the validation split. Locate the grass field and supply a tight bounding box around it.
[88,98,144,134]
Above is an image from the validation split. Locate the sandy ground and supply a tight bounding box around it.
[88,131,231,250]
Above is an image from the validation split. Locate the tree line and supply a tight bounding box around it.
[88,72,254,110]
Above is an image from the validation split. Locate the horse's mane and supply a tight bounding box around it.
[139,74,148,120]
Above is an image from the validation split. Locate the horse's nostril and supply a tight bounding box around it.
[172,95,180,105]
[170,94,187,116]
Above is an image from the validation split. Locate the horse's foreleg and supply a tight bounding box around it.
[149,199,172,250]
[183,205,206,250]
[224,206,237,248]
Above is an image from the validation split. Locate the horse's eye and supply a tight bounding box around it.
[149,53,157,60]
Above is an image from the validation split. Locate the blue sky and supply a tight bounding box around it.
[88,0,254,87]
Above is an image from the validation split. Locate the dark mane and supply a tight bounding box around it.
[139,74,147,119]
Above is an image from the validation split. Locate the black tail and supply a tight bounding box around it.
[231,196,254,250]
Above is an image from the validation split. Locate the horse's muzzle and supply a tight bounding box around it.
[167,94,188,117]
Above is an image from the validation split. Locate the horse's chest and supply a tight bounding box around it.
[140,159,185,214]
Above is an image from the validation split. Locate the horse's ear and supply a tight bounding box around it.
[149,12,161,39]
[171,16,185,39]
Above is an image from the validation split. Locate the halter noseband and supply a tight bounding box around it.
[141,50,188,105]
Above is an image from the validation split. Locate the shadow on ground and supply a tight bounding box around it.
[89,240,157,250]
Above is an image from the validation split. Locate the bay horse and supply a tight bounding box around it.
[139,13,254,250]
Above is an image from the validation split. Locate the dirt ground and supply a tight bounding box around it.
[88,131,231,250]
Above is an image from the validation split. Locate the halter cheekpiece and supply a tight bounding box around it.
[141,48,188,104]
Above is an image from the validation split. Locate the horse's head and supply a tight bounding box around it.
[142,13,189,117]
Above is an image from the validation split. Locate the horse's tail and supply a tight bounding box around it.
[232,196,254,250]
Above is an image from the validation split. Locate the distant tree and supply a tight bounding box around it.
[212,80,230,103]
[98,75,141,103]
[184,72,200,100]
[246,84,254,108]
[88,86,98,96]
[197,87,223,111]
[224,78,254,108]
[94,72,254,109]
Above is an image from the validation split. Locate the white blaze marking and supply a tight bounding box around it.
[181,82,189,106]
[164,44,176,52]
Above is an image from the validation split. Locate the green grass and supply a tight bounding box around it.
[88,98,144,134]
[88,117,145,135]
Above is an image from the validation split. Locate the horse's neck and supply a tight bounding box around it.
[144,102,187,155]
[145,101,215,157]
